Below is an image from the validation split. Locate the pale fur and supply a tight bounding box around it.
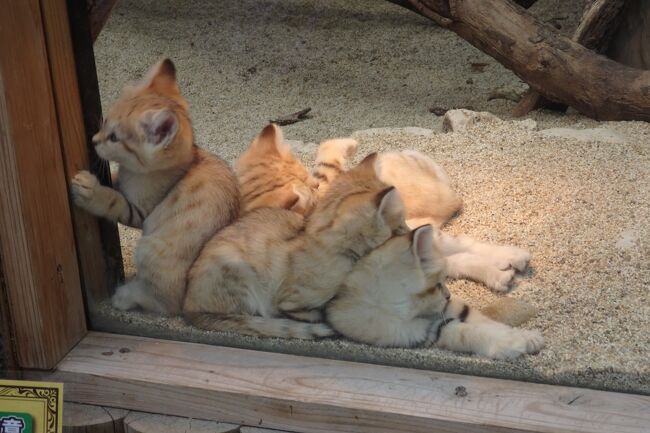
[327,225,544,358]
[320,145,531,293]
[183,154,407,338]
[71,58,239,314]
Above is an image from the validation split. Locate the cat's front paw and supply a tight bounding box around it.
[486,328,544,360]
[493,246,531,272]
[71,170,99,207]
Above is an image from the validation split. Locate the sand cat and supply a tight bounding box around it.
[71,58,239,314]
[236,125,530,292]
[183,151,407,338]
[236,124,319,215]
[326,225,544,358]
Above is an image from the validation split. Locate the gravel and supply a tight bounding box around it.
[93,0,649,394]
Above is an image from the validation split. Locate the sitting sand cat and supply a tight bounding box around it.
[71,58,239,314]
[326,225,544,358]
[183,153,407,338]
[236,124,530,292]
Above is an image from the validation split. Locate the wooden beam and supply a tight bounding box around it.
[40,0,121,319]
[28,333,650,433]
[0,0,86,368]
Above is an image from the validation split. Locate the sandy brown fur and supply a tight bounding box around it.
[71,58,239,314]
[183,154,406,338]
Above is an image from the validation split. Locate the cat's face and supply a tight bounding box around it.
[308,153,409,251]
[236,124,319,214]
[93,58,193,173]
[353,225,449,312]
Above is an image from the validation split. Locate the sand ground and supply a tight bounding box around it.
[93,0,649,394]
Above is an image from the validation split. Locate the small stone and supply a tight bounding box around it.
[455,386,468,397]
[429,106,448,116]
[442,109,500,132]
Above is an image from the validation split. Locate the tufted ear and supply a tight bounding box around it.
[250,123,287,156]
[353,152,379,178]
[411,225,434,263]
[376,186,405,227]
[141,109,178,147]
[143,58,180,96]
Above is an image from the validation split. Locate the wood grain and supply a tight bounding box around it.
[0,0,86,368]
[29,333,650,433]
[40,0,119,309]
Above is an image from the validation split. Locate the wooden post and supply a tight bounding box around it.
[0,0,87,368]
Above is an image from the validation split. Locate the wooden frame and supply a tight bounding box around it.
[1,1,649,432]
[28,332,650,433]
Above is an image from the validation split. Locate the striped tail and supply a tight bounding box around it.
[313,138,358,194]
[184,312,334,340]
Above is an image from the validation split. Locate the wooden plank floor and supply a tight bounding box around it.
[32,332,650,433]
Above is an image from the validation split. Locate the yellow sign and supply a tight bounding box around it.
[0,380,62,433]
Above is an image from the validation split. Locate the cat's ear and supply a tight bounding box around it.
[353,152,379,177]
[251,123,285,156]
[143,58,180,96]
[411,225,434,263]
[141,109,178,147]
[288,184,313,214]
[376,186,405,227]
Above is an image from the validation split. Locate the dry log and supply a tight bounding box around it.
[607,0,650,69]
[63,402,128,433]
[514,0,627,116]
[399,0,650,121]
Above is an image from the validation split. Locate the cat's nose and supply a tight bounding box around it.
[92,133,101,145]
[445,292,451,301]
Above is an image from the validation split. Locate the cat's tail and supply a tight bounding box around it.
[481,298,537,327]
[313,138,358,194]
[184,312,335,340]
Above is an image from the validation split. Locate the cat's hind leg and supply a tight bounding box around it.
[111,279,168,313]
[445,252,516,292]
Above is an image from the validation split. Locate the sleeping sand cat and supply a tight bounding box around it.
[71,58,239,314]
[182,153,407,338]
[326,225,544,358]
[236,124,530,292]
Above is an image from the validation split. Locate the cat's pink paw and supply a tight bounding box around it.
[71,170,99,206]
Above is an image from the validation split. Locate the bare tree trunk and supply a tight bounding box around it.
[513,0,627,117]
[393,0,650,121]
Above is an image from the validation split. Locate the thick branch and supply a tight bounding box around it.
[405,0,650,121]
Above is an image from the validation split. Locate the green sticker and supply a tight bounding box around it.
[0,412,32,433]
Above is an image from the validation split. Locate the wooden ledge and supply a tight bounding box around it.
[27,332,650,433]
